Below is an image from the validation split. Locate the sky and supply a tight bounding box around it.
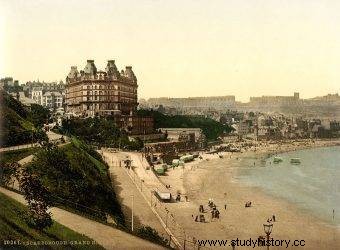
[1,0,340,102]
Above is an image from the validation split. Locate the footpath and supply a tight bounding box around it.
[0,187,165,250]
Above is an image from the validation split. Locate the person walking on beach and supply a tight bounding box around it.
[272,215,276,222]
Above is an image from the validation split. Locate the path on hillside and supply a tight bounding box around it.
[0,187,165,250]
[0,143,39,152]
[0,131,67,152]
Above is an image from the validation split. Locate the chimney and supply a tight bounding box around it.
[106,60,119,77]
[84,60,97,75]
[125,66,137,83]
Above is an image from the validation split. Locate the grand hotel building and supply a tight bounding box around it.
[65,59,153,135]
[66,59,138,116]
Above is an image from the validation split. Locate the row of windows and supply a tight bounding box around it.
[82,96,135,102]
[83,103,121,110]
[73,84,137,92]
[67,91,136,98]
[67,89,136,95]
[84,85,119,90]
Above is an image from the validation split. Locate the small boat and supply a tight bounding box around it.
[273,157,283,163]
[290,158,301,164]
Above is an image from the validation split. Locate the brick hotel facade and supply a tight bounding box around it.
[65,59,153,135]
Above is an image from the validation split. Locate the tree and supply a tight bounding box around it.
[19,168,53,230]
[0,142,53,230]
[0,162,20,187]
[29,104,50,128]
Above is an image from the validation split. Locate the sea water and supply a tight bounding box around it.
[237,146,340,225]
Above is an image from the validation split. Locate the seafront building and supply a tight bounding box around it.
[42,91,64,109]
[24,80,66,94]
[22,81,66,111]
[65,59,153,135]
[66,60,138,116]
[147,96,236,110]
[249,92,300,106]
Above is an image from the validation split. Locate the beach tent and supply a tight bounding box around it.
[155,190,172,202]
[172,159,184,167]
[179,155,194,163]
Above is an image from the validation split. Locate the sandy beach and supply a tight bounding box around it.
[158,139,340,249]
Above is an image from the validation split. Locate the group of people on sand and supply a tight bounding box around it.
[193,198,225,223]
[208,199,222,219]
[175,193,189,202]
[211,206,220,219]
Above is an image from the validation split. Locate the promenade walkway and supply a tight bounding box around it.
[101,150,186,249]
[105,153,168,236]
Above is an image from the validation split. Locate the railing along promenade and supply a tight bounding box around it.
[102,150,208,250]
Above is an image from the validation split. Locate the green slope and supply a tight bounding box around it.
[0,192,104,249]
[25,140,124,226]
[0,90,49,147]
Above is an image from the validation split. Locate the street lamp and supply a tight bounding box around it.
[263,223,273,250]
[140,179,144,192]
[131,195,134,231]
[165,210,169,227]
[231,241,236,250]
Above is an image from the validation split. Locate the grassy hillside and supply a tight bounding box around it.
[0,148,39,165]
[137,109,233,141]
[0,192,104,249]
[0,90,49,147]
[25,139,124,225]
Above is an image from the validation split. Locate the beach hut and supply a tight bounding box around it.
[155,168,165,175]
[155,164,168,175]
[172,159,184,167]
[273,157,283,163]
[179,154,194,163]
[155,190,172,202]
[290,158,301,164]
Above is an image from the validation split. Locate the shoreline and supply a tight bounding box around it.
[231,145,340,227]
[231,140,340,228]
[160,139,340,249]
